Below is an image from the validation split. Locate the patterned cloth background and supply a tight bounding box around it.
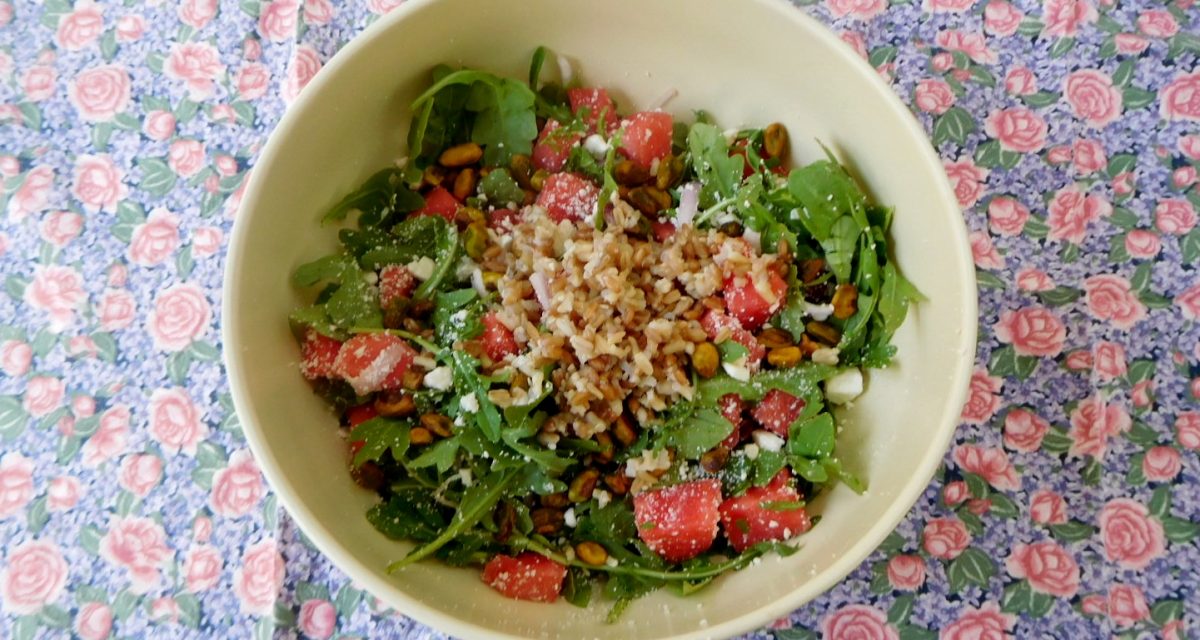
[1,0,1198,638]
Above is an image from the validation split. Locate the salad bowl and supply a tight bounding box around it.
[222,0,977,637]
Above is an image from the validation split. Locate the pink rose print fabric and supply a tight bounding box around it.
[0,0,1197,638]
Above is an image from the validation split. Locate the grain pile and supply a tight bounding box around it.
[481,201,785,439]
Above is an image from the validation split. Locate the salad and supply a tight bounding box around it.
[290,47,920,618]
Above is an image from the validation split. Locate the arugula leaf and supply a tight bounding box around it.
[565,145,604,183]
[695,363,838,405]
[350,417,411,467]
[752,449,788,486]
[409,67,539,167]
[437,530,495,567]
[576,501,639,555]
[823,457,866,494]
[686,123,743,208]
[367,489,446,542]
[292,254,382,330]
[562,567,593,608]
[593,129,622,228]
[388,467,520,572]
[822,215,861,284]
[432,288,484,346]
[663,408,735,460]
[321,168,424,227]
[289,304,342,339]
[528,45,548,88]
[478,168,526,206]
[716,340,749,363]
[719,450,754,496]
[408,436,460,473]
[407,65,472,177]
[413,221,460,300]
[789,456,829,484]
[449,351,502,442]
[358,215,445,269]
[787,413,835,459]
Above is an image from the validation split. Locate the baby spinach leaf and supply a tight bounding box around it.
[350,417,412,467]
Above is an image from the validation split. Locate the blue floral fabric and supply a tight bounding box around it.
[0,0,1198,638]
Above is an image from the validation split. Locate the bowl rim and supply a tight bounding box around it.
[221,0,979,637]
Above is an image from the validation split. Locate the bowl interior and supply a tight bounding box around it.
[223,0,977,637]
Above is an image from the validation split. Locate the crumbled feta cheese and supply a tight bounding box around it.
[722,357,750,382]
[406,256,436,281]
[594,489,611,509]
[363,271,378,285]
[460,393,479,413]
[826,368,864,404]
[457,468,473,487]
[583,134,609,159]
[412,355,436,370]
[811,347,840,366]
[455,257,478,281]
[537,432,559,450]
[564,508,577,528]
[752,430,785,453]
[556,53,574,85]
[744,444,760,460]
[423,366,452,391]
[605,556,619,568]
[805,302,835,321]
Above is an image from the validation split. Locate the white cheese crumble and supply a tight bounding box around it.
[564,508,577,528]
[752,429,785,453]
[826,368,864,404]
[423,366,452,391]
[594,489,611,509]
[457,468,473,487]
[460,393,479,413]
[744,443,760,460]
[406,256,436,281]
[804,301,835,321]
[583,134,609,159]
[811,347,840,366]
[722,357,751,382]
[412,355,437,370]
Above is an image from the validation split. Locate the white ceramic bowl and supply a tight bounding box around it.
[223,0,977,637]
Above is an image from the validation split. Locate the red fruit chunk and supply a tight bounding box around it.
[651,220,676,243]
[481,552,567,603]
[300,330,343,380]
[751,389,806,438]
[723,270,788,331]
[482,312,519,362]
[487,207,522,230]
[378,265,416,309]
[567,87,618,134]
[718,393,746,449]
[532,119,582,172]
[413,186,459,223]
[535,172,599,223]
[618,111,673,170]
[345,404,378,428]
[334,333,417,396]
[719,471,811,552]
[699,309,765,368]
[633,479,722,563]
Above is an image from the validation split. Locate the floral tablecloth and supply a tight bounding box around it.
[1,0,1198,638]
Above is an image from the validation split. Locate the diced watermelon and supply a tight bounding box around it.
[300,330,343,380]
[535,172,598,223]
[346,404,378,428]
[378,265,416,310]
[699,309,765,368]
[487,207,522,230]
[633,479,722,563]
[334,333,418,396]
[532,119,582,172]
[718,393,746,449]
[719,471,811,552]
[413,186,459,223]
[723,270,788,331]
[651,220,676,243]
[481,552,567,603]
[482,312,519,362]
[618,111,673,170]
[751,389,806,438]
[567,87,618,134]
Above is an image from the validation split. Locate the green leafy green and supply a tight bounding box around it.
[388,467,520,572]
[687,123,743,211]
[787,413,835,459]
[350,417,411,467]
[695,363,838,405]
[662,408,735,460]
[413,220,460,300]
[410,68,538,167]
[321,168,424,227]
[449,351,502,442]
[408,436,460,473]
[432,288,484,346]
[357,214,447,269]
[292,254,382,330]
[367,488,445,542]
